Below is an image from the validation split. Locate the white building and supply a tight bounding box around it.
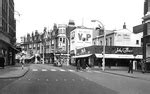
[93,23,143,47]
[70,27,93,54]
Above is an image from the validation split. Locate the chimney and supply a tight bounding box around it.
[123,22,126,29]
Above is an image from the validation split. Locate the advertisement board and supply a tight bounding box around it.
[70,28,93,51]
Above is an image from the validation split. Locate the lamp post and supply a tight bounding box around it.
[65,37,70,66]
[91,20,106,71]
[42,27,48,64]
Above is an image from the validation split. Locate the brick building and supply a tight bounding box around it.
[0,0,18,66]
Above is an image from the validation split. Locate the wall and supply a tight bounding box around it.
[70,28,93,53]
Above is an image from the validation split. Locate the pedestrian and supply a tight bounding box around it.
[0,56,5,69]
[141,59,146,73]
[76,59,81,71]
[20,55,24,69]
[128,60,133,73]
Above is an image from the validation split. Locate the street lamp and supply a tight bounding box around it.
[91,20,106,71]
[65,36,70,66]
[42,27,48,64]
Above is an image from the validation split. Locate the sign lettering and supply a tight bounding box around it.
[115,47,133,54]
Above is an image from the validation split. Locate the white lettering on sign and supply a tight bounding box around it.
[115,48,133,54]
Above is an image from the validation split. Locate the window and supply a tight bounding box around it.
[106,38,108,46]
[63,38,65,43]
[147,23,150,35]
[60,38,62,42]
[110,37,112,46]
[136,40,139,45]
[100,41,102,45]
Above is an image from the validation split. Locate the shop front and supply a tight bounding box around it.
[71,46,142,70]
[0,40,19,66]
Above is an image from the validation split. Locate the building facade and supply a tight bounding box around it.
[142,0,150,70]
[93,23,142,47]
[71,24,143,70]
[0,0,17,65]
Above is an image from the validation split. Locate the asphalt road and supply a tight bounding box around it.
[0,64,117,94]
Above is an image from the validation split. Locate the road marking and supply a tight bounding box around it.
[50,69,57,71]
[72,79,75,81]
[32,69,38,71]
[56,79,58,81]
[59,69,65,71]
[68,69,75,72]
[46,79,49,81]
[42,69,47,71]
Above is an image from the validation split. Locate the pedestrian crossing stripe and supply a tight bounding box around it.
[59,69,66,71]
[68,69,75,72]
[50,69,57,71]
[42,69,47,71]
[32,69,38,71]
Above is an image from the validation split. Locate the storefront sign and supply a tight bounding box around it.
[115,47,133,54]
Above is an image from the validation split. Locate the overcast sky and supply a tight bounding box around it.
[14,0,144,42]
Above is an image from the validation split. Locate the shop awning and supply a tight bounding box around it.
[95,54,142,59]
[72,54,92,58]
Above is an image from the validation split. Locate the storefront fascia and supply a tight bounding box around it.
[95,54,142,59]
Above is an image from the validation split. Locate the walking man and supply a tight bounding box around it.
[128,60,133,73]
[76,59,81,71]
[141,59,146,73]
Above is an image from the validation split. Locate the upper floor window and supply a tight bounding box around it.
[147,23,150,35]
[63,38,65,44]
[136,40,139,45]
[110,37,112,46]
[60,38,62,42]
[106,38,108,46]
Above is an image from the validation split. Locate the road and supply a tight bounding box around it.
[0,64,150,94]
[0,64,116,94]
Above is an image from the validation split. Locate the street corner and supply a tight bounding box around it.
[0,67,29,79]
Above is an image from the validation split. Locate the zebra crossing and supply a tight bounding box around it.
[31,68,101,73]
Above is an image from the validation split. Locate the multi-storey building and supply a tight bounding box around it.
[0,0,17,65]
[142,0,150,70]
[72,23,143,70]
[93,23,143,47]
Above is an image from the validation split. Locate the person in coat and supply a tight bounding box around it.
[128,60,133,73]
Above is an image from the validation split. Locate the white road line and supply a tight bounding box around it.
[42,69,47,71]
[59,69,66,72]
[50,69,57,71]
[32,69,38,71]
[68,69,75,72]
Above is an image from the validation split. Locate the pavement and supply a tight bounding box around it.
[0,63,29,79]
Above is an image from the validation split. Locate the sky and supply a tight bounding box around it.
[14,0,144,42]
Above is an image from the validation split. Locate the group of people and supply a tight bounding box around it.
[76,59,90,71]
[128,59,146,74]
